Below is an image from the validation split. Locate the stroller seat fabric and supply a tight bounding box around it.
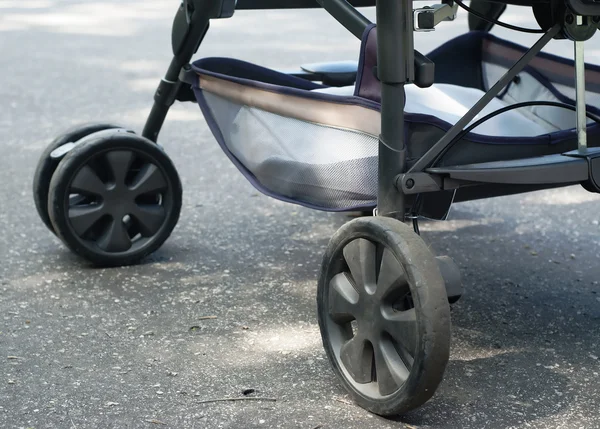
[191,28,600,213]
[315,83,557,137]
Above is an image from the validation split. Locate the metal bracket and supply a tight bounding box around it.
[413,3,458,32]
[573,19,589,154]
[395,172,443,195]
[563,148,600,192]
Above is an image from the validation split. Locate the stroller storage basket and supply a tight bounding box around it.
[191,29,600,212]
[192,58,382,212]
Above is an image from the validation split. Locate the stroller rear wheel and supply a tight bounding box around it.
[33,123,123,233]
[317,216,451,416]
[47,131,182,267]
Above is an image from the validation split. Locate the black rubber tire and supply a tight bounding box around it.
[317,216,451,416]
[47,132,182,267]
[33,123,123,233]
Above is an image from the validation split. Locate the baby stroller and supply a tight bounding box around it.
[32,0,600,416]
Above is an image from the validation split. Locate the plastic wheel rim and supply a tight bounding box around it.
[324,236,419,400]
[63,147,174,255]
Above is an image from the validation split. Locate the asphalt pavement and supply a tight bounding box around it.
[1,2,599,428]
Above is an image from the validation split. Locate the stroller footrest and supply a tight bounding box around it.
[426,149,600,186]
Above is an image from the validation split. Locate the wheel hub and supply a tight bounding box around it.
[101,183,141,216]
[66,150,169,253]
[327,237,419,397]
[351,288,398,343]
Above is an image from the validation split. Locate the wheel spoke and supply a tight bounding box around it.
[68,205,106,236]
[97,218,132,252]
[376,248,408,299]
[130,204,165,237]
[329,273,360,323]
[105,150,134,186]
[381,308,418,357]
[70,165,107,197]
[340,335,374,384]
[130,164,167,196]
[373,336,410,396]
[343,238,376,293]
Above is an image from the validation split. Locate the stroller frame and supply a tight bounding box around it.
[33,0,600,417]
[143,0,600,221]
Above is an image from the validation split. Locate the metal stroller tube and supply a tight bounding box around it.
[575,35,588,153]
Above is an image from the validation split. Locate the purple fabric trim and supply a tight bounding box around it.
[192,57,381,112]
[192,57,324,91]
[432,30,600,93]
[354,24,380,103]
[193,86,376,213]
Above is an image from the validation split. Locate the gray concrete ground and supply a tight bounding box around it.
[1,2,599,428]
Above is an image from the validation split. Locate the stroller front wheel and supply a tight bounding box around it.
[317,216,451,416]
[47,131,182,267]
